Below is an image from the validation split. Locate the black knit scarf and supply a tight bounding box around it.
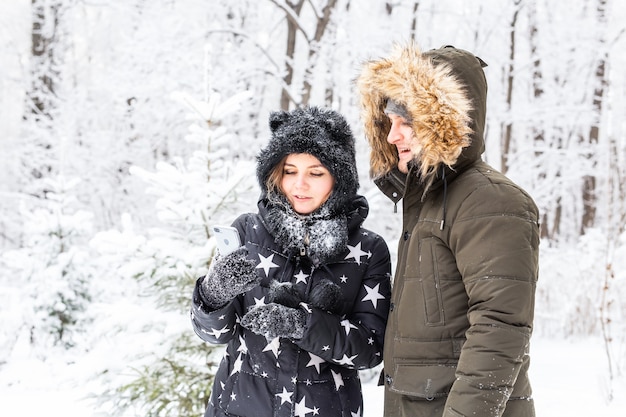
[265,196,348,266]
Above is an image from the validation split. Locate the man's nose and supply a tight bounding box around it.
[387,122,402,144]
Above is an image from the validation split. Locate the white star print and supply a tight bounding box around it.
[218,314,226,320]
[361,283,385,309]
[344,242,368,265]
[202,324,230,339]
[333,353,357,367]
[294,396,316,417]
[276,387,293,405]
[230,353,243,376]
[331,369,345,391]
[256,253,279,276]
[262,337,281,358]
[340,275,348,283]
[322,345,330,351]
[253,296,267,308]
[340,319,358,335]
[306,352,326,374]
[294,270,309,284]
[230,392,237,401]
[237,335,248,354]
[367,337,374,345]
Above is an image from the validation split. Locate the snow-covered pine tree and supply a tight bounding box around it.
[0,176,94,351]
[92,89,258,417]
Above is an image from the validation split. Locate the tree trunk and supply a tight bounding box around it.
[581,0,608,234]
[300,0,337,107]
[26,0,62,181]
[410,2,420,40]
[276,0,338,110]
[279,0,304,110]
[500,1,521,175]
[528,1,553,239]
[28,0,60,119]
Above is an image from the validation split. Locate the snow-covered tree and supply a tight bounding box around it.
[1,176,94,350]
[91,89,258,416]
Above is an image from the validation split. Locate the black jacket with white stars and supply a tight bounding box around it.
[191,195,392,417]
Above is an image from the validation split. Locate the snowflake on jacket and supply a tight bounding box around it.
[191,195,391,417]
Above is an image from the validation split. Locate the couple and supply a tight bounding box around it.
[190,43,540,417]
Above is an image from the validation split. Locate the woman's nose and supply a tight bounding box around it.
[294,174,308,189]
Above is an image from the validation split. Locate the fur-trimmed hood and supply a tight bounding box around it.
[357,43,488,189]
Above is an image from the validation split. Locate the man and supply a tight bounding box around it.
[356,43,540,417]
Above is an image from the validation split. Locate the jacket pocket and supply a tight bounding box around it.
[419,237,445,326]
[390,363,456,400]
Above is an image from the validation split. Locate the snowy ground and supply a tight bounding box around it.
[1,334,624,416]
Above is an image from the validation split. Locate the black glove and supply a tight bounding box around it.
[265,279,343,312]
[241,303,306,340]
[266,280,303,308]
[199,247,259,309]
[308,279,344,314]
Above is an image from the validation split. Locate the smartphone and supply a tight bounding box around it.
[212,225,242,256]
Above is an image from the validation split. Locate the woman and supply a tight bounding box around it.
[191,106,392,417]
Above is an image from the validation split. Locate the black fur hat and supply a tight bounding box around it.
[256,106,359,215]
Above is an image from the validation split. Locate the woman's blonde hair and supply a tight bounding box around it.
[265,155,288,200]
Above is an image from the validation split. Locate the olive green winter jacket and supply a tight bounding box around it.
[357,44,540,417]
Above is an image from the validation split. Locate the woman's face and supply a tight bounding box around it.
[280,153,335,215]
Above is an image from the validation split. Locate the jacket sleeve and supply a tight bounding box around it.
[295,235,392,370]
[445,182,540,417]
[190,214,251,345]
[190,277,245,344]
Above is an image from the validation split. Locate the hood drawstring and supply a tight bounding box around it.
[440,167,448,231]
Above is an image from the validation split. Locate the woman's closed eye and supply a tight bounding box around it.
[284,169,326,178]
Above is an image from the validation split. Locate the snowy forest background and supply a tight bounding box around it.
[1,0,625,416]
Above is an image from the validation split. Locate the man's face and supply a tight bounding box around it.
[386,113,420,174]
